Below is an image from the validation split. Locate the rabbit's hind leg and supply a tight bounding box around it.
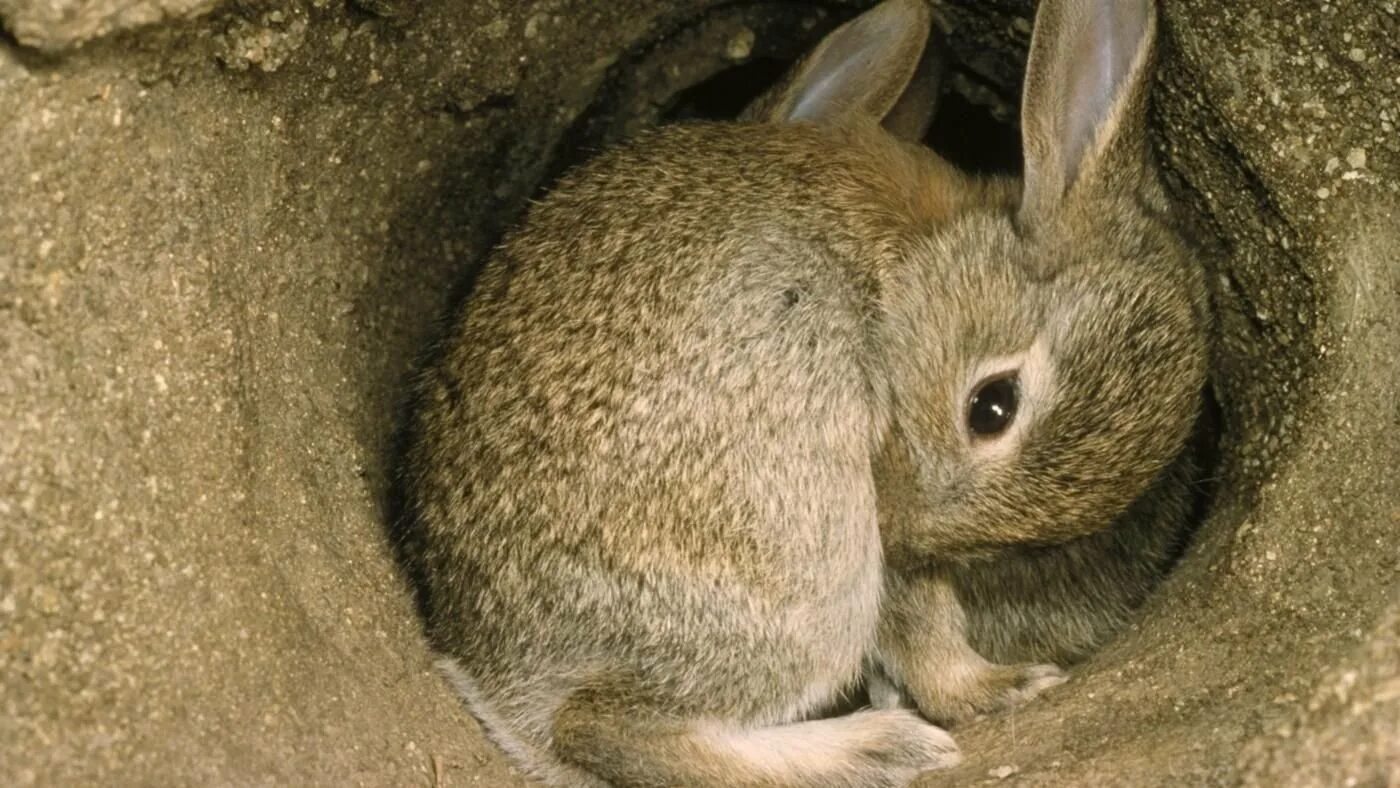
[550,673,961,788]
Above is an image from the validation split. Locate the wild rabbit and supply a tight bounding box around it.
[398,0,1207,784]
[862,0,1212,724]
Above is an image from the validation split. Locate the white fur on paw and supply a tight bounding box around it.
[908,719,961,770]
[1017,663,1068,698]
[872,709,962,774]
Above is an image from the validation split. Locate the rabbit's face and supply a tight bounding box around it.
[872,0,1209,563]
[879,201,1207,558]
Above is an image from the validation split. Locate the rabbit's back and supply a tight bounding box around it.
[401,121,963,766]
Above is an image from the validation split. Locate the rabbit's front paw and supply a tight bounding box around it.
[907,660,1067,725]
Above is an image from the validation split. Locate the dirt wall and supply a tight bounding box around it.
[1,0,1396,785]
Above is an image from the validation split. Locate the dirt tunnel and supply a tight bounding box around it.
[1,0,1396,785]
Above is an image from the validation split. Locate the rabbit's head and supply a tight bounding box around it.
[869,0,1210,563]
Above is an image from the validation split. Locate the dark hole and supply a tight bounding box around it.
[662,59,1021,175]
[922,82,1022,175]
[664,57,790,122]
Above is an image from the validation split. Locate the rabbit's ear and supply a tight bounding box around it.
[880,22,947,141]
[1018,0,1156,226]
[741,0,941,139]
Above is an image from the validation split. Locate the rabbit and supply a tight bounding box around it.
[860,0,1212,725]
[396,0,1207,785]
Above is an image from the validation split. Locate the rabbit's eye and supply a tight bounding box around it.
[967,375,1019,437]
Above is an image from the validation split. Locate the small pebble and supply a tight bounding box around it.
[726,28,755,61]
[482,18,508,39]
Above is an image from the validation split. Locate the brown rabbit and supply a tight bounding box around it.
[398,0,1206,784]
[863,0,1211,725]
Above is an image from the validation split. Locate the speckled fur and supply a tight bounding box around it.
[865,0,1210,725]
[398,0,1208,782]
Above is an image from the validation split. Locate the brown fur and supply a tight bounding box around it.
[398,0,1207,782]
[867,0,1210,725]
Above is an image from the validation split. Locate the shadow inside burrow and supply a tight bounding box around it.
[372,137,523,622]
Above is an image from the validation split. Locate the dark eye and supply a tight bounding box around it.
[967,374,1020,437]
